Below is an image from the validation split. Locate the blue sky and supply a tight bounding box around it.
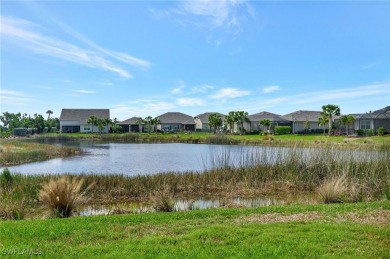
[1,0,389,121]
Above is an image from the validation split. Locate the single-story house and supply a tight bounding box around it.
[60,109,110,133]
[282,110,325,133]
[194,112,226,132]
[245,111,291,133]
[157,112,195,132]
[352,106,390,133]
[118,117,144,132]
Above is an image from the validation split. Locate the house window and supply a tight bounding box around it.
[84,127,90,131]
[360,120,371,130]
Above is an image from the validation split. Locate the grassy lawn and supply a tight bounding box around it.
[1,201,389,258]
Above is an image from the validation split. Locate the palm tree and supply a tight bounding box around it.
[144,116,152,133]
[225,112,235,134]
[208,113,222,134]
[152,117,161,133]
[46,110,53,120]
[341,115,355,136]
[321,104,341,136]
[318,116,328,135]
[135,117,143,133]
[259,119,271,132]
[104,118,112,133]
[234,111,249,135]
[87,115,97,133]
[96,118,105,134]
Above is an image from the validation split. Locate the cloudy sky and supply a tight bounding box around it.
[1,0,389,120]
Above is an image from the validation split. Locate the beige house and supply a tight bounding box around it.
[60,109,110,133]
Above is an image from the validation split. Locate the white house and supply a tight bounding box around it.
[60,109,110,133]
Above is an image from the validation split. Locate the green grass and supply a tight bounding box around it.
[0,140,81,166]
[1,201,389,258]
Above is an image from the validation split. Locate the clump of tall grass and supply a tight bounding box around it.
[0,198,27,220]
[317,174,347,203]
[39,176,93,218]
[205,135,239,145]
[151,186,175,212]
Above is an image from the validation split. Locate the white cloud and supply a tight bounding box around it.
[73,90,96,94]
[191,84,214,94]
[176,98,205,106]
[0,89,32,106]
[262,85,280,93]
[0,16,150,79]
[210,87,251,99]
[169,0,255,44]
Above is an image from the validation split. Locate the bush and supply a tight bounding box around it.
[275,126,291,135]
[367,129,374,136]
[356,129,365,136]
[151,186,175,212]
[377,127,385,136]
[39,176,93,218]
[317,175,346,203]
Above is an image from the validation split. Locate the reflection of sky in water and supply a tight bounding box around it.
[1,143,382,176]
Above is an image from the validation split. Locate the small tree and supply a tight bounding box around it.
[318,116,328,135]
[208,113,223,134]
[234,111,249,135]
[135,117,143,133]
[225,112,235,134]
[321,104,341,136]
[304,119,310,134]
[87,115,97,133]
[340,115,355,136]
[152,117,161,133]
[259,119,271,132]
[144,116,152,133]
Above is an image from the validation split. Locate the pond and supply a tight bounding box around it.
[1,142,381,175]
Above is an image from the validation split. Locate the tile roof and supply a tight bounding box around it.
[194,112,226,123]
[157,112,195,124]
[248,111,290,123]
[60,109,110,124]
[119,117,143,125]
[282,110,323,121]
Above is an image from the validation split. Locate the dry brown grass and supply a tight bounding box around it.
[39,176,93,218]
[317,174,347,203]
[150,186,175,212]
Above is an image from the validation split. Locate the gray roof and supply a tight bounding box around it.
[354,106,390,119]
[248,111,290,123]
[194,112,226,123]
[119,117,143,125]
[282,110,323,122]
[60,109,110,124]
[157,112,195,125]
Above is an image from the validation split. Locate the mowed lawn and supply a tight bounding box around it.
[1,202,389,258]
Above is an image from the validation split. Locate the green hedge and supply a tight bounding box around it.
[275,126,291,135]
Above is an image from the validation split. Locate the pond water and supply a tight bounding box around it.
[1,142,381,175]
[2,143,262,175]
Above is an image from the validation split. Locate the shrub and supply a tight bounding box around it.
[377,127,385,136]
[275,126,291,135]
[367,129,374,136]
[317,174,347,203]
[151,186,175,212]
[39,176,92,218]
[356,129,365,136]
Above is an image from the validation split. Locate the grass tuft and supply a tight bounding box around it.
[317,174,347,203]
[39,176,92,218]
[151,186,175,212]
